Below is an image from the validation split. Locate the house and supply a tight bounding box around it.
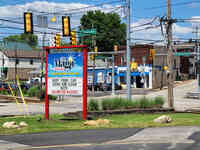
[174,43,196,79]
[115,44,182,89]
[0,50,43,81]
[115,44,154,88]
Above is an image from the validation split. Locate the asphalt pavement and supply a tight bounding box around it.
[1,127,200,150]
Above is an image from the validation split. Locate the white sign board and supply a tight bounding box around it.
[48,77,82,95]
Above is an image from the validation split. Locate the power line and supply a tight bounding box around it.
[145,0,200,10]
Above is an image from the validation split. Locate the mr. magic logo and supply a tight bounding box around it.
[54,56,74,71]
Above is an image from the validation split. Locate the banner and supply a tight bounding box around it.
[48,52,83,95]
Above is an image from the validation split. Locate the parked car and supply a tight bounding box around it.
[88,83,106,91]
[102,83,122,91]
[20,83,31,90]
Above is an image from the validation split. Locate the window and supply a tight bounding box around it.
[30,60,33,65]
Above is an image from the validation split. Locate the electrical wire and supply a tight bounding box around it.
[145,0,200,10]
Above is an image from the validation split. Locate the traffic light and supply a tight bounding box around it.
[55,33,61,47]
[131,62,138,71]
[163,66,168,71]
[149,49,155,60]
[24,12,33,34]
[114,45,118,52]
[90,54,95,60]
[70,30,76,45]
[62,16,71,36]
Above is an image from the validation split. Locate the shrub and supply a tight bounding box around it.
[102,98,113,110]
[153,96,165,107]
[100,96,165,110]
[101,97,134,110]
[48,95,57,100]
[88,99,100,111]
[111,97,126,109]
[27,86,56,100]
[27,86,39,97]
[137,97,154,108]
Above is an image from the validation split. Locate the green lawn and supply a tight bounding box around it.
[0,113,200,135]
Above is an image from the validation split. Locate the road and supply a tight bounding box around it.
[1,127,200,150]
[0,80,200,117]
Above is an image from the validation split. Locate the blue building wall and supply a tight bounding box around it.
[88,68,118,84]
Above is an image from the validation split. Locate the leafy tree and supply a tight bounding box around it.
[3,33,38,48]
[79,10,126,52]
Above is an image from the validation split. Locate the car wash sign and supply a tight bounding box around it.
[48,52,83,95]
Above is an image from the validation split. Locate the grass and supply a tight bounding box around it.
[0,113,200,135]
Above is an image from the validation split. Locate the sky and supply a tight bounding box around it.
[0,0,199,46]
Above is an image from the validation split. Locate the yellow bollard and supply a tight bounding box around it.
[7,83,23,113]
[16,75,29,115]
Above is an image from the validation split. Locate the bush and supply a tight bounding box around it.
[137,97,154,108]
[27,86,56,100]
[101,97,134,110]
[27,86,39,97]
[88,99,100,111]
[153,96,165,108]
[99,96,165,111]
[110,97,125,110]
[48,95,57,100]
[102,98,113,110]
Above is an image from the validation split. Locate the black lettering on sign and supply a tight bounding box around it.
[61,79,68,90]
[52,79,60,86]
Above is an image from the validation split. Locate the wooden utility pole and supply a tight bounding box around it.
[167,0,174,108]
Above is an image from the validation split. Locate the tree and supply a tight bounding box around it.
[3,33,38,48]
[80,10,126,52]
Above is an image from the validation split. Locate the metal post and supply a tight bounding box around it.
[126,0,131,100]
[167,0,174,108]
[194,27,200,91]
[40,32,46,101]
[45,49,49,120]
[112,54,115,95]
[92,58,95,93]
[198,45,200,92]
[14,44,17,96]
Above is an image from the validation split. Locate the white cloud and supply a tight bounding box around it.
[0,1,89,18]
[130,18,193,44]
[173,24,192,34]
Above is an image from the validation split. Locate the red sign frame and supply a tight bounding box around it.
[43,45,88,120]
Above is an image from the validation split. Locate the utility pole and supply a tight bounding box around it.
[167,0,174,108]
[193,26,200,91]
[126,0,131,100]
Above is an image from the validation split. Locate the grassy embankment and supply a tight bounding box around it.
[0,113,200,135]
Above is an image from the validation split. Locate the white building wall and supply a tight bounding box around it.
[8,58,41,69]
[0,51,9,67]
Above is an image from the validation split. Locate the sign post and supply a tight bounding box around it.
[44,45,88,120]
[83,48,88,120]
